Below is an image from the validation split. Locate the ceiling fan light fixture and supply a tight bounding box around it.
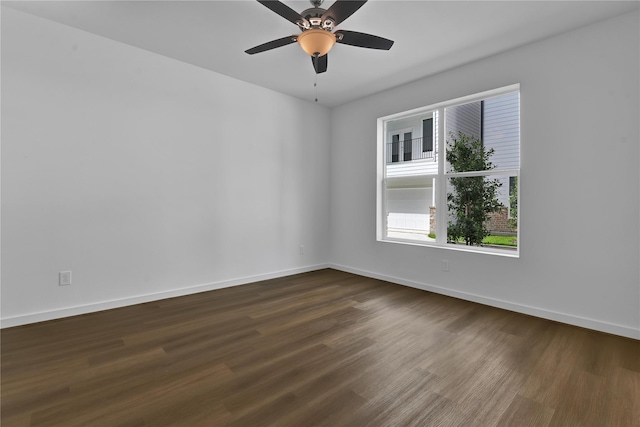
[297,29,336,56]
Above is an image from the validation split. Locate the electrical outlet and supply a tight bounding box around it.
[299,245,304,255]
[441,260,449,272]
[59,271,72,286]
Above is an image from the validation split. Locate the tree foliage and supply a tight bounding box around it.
[509,176,518,229]
[446,132,503,245]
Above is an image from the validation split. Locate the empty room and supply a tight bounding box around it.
[1,1,639,426]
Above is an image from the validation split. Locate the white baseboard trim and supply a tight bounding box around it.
[330,263,640,340]
[4,263,638,340]
[0,264,330,329]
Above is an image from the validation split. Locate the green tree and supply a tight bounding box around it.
[446,132,503,245]
[509,176,518,229]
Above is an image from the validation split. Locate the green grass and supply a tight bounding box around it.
[429,234,518,247]
[482,235,518,247]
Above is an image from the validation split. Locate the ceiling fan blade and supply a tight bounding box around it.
[335,30,394,50]
[322,0,367,26]
[257,0,307,26]
[312,54,328,74]
[245,35,297,54]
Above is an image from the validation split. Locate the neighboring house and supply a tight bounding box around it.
[385,112,438,236]
[385,92,519,238]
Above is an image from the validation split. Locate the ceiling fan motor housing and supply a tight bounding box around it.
[298,7,335,30]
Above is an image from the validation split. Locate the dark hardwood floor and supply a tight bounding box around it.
[2,269,639,426]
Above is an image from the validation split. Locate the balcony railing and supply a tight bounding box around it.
[386,137,435,164]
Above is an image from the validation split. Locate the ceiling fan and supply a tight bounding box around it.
[245,0,394,74]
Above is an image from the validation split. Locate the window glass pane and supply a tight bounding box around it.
[446,175,517,250]
[446,92,519,173]
[385,179,436,242]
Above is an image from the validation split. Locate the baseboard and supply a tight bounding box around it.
[5,262,638,340]
[330,263,640,340]
[0,264,330,329]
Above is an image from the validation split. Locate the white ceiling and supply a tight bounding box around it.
[4,0,639,107]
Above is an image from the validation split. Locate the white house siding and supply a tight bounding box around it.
[386,158,438,177]
[484,92,520,208]
[387,116,421,134]
[386,111,439,177]
[484,92,520,170]
[445,101,482,142]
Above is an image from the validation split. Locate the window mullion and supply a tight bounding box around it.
[435,108,447,244]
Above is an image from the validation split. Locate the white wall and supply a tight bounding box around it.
[3,7,639,340]
[330,11,640,338]
[1,8,331,325]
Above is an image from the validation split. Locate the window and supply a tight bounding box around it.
[377,85,520,256]
[388,131,414,163]
[403,132,412,161]
[391,134,400,163]
[422,118,433,152]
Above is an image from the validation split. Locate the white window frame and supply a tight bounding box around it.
[377,84,520,257]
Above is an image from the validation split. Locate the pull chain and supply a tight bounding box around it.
[314,74,318,103]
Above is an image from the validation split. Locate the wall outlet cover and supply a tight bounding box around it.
[59,271,72,286]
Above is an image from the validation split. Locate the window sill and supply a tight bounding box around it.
[379,236,520,258]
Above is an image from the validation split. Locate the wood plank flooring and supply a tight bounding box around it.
[2,269,639,426]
